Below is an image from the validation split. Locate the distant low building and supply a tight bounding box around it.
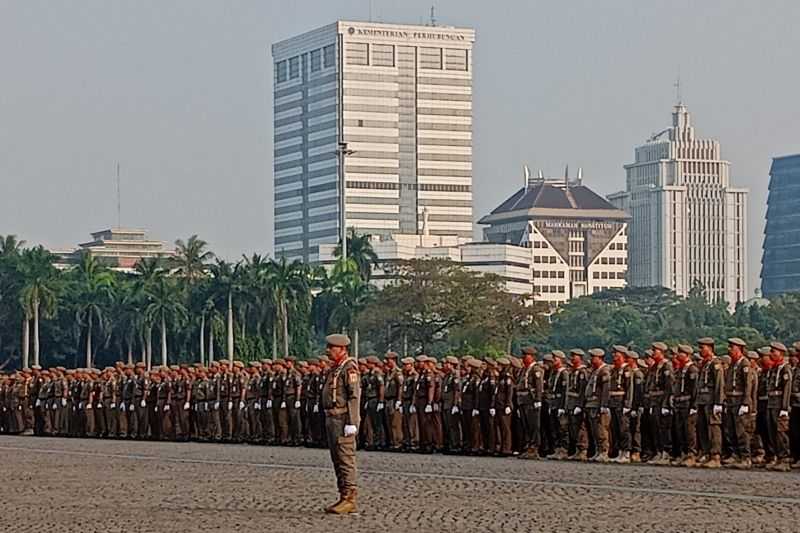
[53,228,175,271]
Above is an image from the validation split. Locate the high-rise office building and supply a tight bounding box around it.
[609,104,748,308]
[272,21,475,262]
[761,154,800,297]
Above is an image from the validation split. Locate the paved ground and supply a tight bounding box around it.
[1,435,796,533]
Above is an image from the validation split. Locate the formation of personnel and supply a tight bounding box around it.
[3,336,800,473]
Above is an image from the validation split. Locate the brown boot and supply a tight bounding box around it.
[325,492,345,513]
[703,454,721,469]
[630,452,641,463]
[330,489,357,514]
[681,454,696,468]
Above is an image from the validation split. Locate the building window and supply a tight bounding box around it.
[289,56,300,79]
[310,49,322,72]
[372,44,395,67]
[419,47,442,69]
[276,60,287,83]
[557,286,565,294]
[444,48,468,71]
[346,42,369,65]
[593,272,600,279]
[323,44,335,68]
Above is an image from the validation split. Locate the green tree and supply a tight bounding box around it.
[145,275,187,367]
[72,252,115,368]
[267,257,311,358]
[334,229,379,282]
[17,246,59,368]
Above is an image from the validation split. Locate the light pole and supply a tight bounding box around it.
[336,141,355,266]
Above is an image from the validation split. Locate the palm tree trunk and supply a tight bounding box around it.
[86,314,93,368]
[241,308,247,340]
[281,299,289,358]
[33,298,40,367]
[127,341,133,365]
[146,327,153,371]
[140,333,146,364]
[199,313,205,366]
[209,326,215,363]
[161,314,168,367]
[21,316,30,369]
[272,324,277,361]
[227,291,234,362]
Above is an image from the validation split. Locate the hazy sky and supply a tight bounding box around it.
[1,1,798,296]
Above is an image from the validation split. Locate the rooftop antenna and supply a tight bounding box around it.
[523,164,531,189]
[537,169,544,181]
[430,5,436,26]
[674,72,682,104]
[564,164,569,187]
[577,167,583,185]
[116,162,121,229]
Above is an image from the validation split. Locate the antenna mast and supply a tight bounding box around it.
[116,162,121,229]
[430,6,436,26]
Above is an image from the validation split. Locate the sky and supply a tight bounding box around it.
[1,0,798,297]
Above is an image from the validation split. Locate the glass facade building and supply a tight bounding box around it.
[761,154,800,296]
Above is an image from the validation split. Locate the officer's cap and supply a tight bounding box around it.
[233,361,244,368]
[771,341,788,352]
[626,350,640,359]
[643,349,653,358]
[325,334,351,347]
[444,356,459,365]
[588,348,605,358]
[757,346,772,356]
[510,357,523,369]
[678,344,693,355]
[552,350,566,360]
[727,337,747,348]
[651,341,668,351]
[31,365,42,371]
[366,355,380,364]
[697,337,715,346]
[497,357,510,366]
[542,353,554,362]
[612,345,628,354]
[401,357,415,365]
[249,361,260,368]
[521,346,537,356]
[468,359,483,369]
[570,348,585,357]
[384,351,399,360]
[286,356,297,362]
[746,351,760,360]
[135,362,145,369]
[318,355,330,363]
[415,355,428,363]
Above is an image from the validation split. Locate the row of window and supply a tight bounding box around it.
[345,180,471,192]
[533,256,560,264]
[598,256,627,265]
[276,44,336,83]
[534,270,566,279]
[608,242,627,251]
[345,42,469,71]
[535,285,566,294]
[532,241,550,249]
[593,271,626,280]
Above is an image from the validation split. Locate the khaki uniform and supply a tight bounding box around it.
[441,371,462,451]
[645,360,673,455]
[383,367,404,449]
[584,364,611,456]
[401,370,418,449]
[363,368,385,449]
[697,357,725,457]
[565,366,588,455]
[672,362,699,459]
[461,371,482,452]
[517,363,544,455]
[494,369,515,455]
[723,357,756,459]
[321,357,361,496]
[608,364,634,456]
[766,361,792,464]
[478,369,498,453]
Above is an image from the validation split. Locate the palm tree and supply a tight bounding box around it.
[327,263,375,358]
[72,252,115,368]
[110,275,139,364]
[172,235,215,281]
[17,246,58,368]
[267,257,311,358]
[333,229,379,282]
[134,257,165,368]
[0,235,26,258]
[145,276,187,367]
[208,259,240,362]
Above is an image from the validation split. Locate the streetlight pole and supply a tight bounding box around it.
[336,141,355,266]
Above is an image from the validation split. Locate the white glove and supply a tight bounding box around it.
[780,410,789,418]
[227,401,233,410]
[239,401,246,410]
[689,408,697,416]
[738,405,749,416]
[184,402,190,411]
[78,402,85,410]
[313,404,319,413]
[294,400,301,409]
[35,399,41,407]
[266,400,272,409]
[489,408,496,417]
[533,401,542,409]
[61,398,67,407]
[503,406,511,415]
[119,402,126,411]
[713,404,722,416]
[214,401,220,410]
[110,403,116,409]
[51,403,58,411]
[280,401,286,409]
[424,404,433,414]
[155,405,159,412]
[600,407,610,415]
[97,403,103,409]
[394,400,402,410]
[557,409,565,417]
[129,404,135,412]
[343,424,358,437]
[399,406,404,414]
[573,407,582,416]
[630,409,638,418]
[638,407,644,416]
[661,408,671,416]
[470,408,478,417]
[451,406,459,415]
[409,405,416,414]
[377,402,384,411]
[164,404,170,412]
[623,407,630,416]
[433,403,440,412]
[254,402,261,411]
[140,400,146,408]
[85,402,92,410]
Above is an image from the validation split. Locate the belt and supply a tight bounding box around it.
[649,391,664,397]
[567,392,580,397]
[673,395,690,402]
[325,407,348,416]
[768,391,783,396]
[728,391,743,396]
[609,391,625,397]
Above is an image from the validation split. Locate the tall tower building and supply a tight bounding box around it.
[761,154,800,297]
[609,104,748,308]
[272,21,475,262]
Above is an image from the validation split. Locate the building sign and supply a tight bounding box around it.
[347,26,467,41]
[541,220,615,231]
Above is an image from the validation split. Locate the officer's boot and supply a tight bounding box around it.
[734,456,752,470]
[325,492,345,513]
[703,454,721,469]
[681,454,696,468]
[721,454,737,466]
[766,459,791,472]
[331,489,357,514]
[616,451,630,464]
[593,451,610,463]
[629,451,641,463]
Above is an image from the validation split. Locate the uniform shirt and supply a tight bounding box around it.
[672,363,699,408]
[609,364,634,410]
[724,357,755,410]
[645,359,673,408]
[767,362,792,411]
[402,371,417,404]
[321,357,360,427]
[442,372,461,409]
[478,370,498,410]
[697,357,725,406]
[494,370,514,410]
[584,364,611,409]
[565,366,587,410]
[516,363,544,406]
[384,368,403,401]
[460,373,481,412]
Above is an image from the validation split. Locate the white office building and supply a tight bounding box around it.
[609,104,748,308]
[272,21,475,262]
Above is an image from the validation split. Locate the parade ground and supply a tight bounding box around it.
[1,435,797,533]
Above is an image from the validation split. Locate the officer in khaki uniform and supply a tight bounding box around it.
[400,357,419,450]
[441,356,462,453]
[608,346,634,463]
[722,338,756,469]
[494,357,515,456]
[517,347,544,460]
[564,350,588,461]
[584,348,611,462]
[321,334,360,515]
[696,337,725,468]
[766,342,792,471]
[671,345,699,466]
[382,352,404,451]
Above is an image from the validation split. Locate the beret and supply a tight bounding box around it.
[626,350,639,359]
[445,356,459,365]
[771,341,787,352]
[612,345,628,354]
[746,351,760,360]
[651,342,668,351]
[551,350,566,359]
[757,346,772,356]
[570,349,585,356]
[588,348,605,357]
[415,355,428,363]
[401,357,415,365]
[542,354,554,362]
[326,334,351,347]
[697,337,715,346]
[385,351,399,359]
[497,357,510,366]
[233,361,244,368]
[468,359,483,369]
[727,337,746,348]
[678,344,693,355]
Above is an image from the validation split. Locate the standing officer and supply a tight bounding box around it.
[401,357,419,451]
[284,357,303,446]
[478,359,498,455]
[564,350,588,461]
[585,349,611,462]
[646,342,674,465]
[671,345,699,466]
[608,345,634,463]
[494,357,515,456]
[723,338,756,468]
[414,355,436,453]
[321,334,360,515]
[259,360,275,445]
[461,358,483,454]
[441,356,462,453]
[517,347,544,460]
[383,352,404,451]
[766,342,792,471]
[696,337,724,468]
[271,360,288,445]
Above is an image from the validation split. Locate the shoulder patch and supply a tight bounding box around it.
[348,371,359,384]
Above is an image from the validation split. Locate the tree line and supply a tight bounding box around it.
[1,231,794,371]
